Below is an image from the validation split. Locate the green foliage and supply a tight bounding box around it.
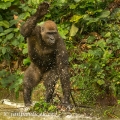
[70,26,120,102]
[0,20,9,28]
[30,99,57,113]
[23,57,30,65]
[118,100,120,105]
[0,1,12,10]
[0,70,23,98]
[65,0,120,103]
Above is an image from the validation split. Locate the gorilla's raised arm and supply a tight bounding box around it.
[20,2,49,37]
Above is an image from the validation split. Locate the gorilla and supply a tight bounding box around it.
[20,2,71,107]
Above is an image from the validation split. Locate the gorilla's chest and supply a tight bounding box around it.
[28,37,57,68]
[30,47,56,67]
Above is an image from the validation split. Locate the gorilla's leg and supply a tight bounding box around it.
[23,63,42,106]
[43,68,58,103]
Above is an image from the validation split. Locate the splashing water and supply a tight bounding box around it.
[0,99,100,120]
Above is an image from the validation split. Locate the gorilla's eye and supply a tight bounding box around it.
[47,32,57,35]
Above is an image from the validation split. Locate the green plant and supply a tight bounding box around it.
[0,70,23,98]
[30,99,57,113]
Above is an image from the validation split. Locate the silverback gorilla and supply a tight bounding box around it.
[20,2,71,107]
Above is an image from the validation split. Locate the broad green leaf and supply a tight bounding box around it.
[97,80,105,85]
[37,21,45,26]
[22,47,28,54]
[19,12,30,20]
[87,36,96,43]
[69,4,77,9]
[2,47,7,55]
[31,0,40,4]
[57,25,68,39]
[0,26,3,32]
[103,50,112,60]
[23,58,30,65]
[58,30,67,39]
[95,39,106,50]
[74,0,80,2]
[70,15,82,23]
[87,17,99,25]
[104,32,111,38]
[14,28,19,32]
[11,39,19,46]
[93,9,103,14]
[0,20,9,28]
[83,14,90,20]
[6,33,14,40]
[9,20,18,27]
[99,10,110,18]
[4,28,14,33]
[70,24,79,37]
[0,1,11,9]
[61,0,66,3]
[0,32,5,36]
[0,28,14,36]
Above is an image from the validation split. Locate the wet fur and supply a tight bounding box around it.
[20,2,70,106]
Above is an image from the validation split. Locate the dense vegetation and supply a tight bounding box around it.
[0,0,120,107]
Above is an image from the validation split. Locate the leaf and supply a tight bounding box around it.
[70,15,82,23]
[87,36,96,43]
[0,28,14,36]
[0,1,11,9]
[95,39,106,50]
[87,17,99,25]
[0,20,9,28]
[69,4,77,9]
[4,28,14,33]
[97,80,105,85]
[62,0,66,3]
[74,0,80,2]
[6,33,14,40]
[99,10,110,19]
[19,12,30,20]
[103,50,112,60]
[104,32,111,38]
[2,47,7,55]
[0,26,3,32]
[13,28,19,32]
[22,47,28,54]
[23,58,30,65]
[9,20,18,27]
[11,39,19,46]
[70,24,79,36]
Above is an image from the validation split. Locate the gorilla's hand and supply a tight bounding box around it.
[35,2,50,19]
